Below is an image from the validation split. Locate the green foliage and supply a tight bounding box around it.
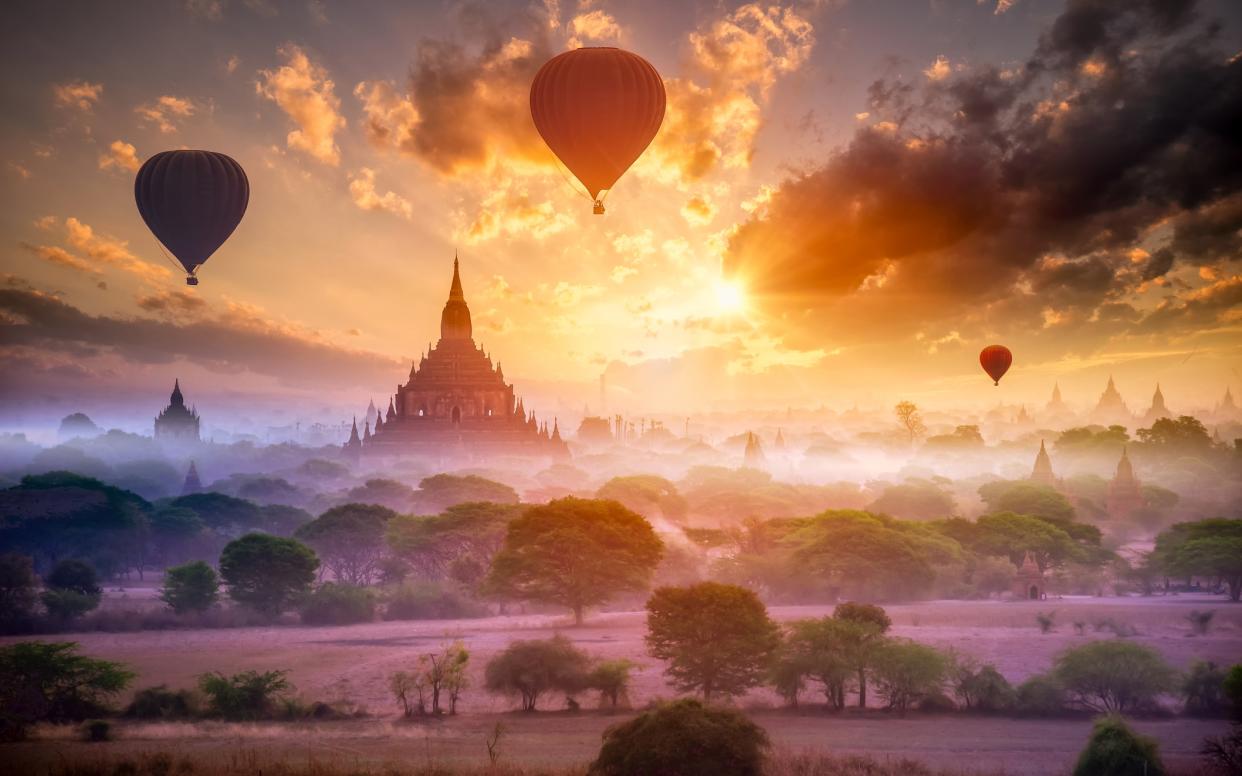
[867,481,956,521]
[1135,415,1212,455]
[382,581,488,620]
[197,669,292,720]
[159,561,218,614]
[485,497,663,624]
[1054,641,1177,713]
[483,635,591,711]
[834,601,892,632]
[870,640,949,713]
[1154,519,1242,601]
[125,685,196,719]
[0,553,39,630]
[950,658,1016,712]
[977,481,1075,523]
[386,501,524,582]
[219,533,318,618]
[1182,661,1228,716]
[589,659,637,709]
[299,582,376,625]
[596,475,688,523]
[971,555,1017,596]
[1016,673,1066,715]
[414,473,519,512]
[645,582,780,701]
[0,641,134,739]
[590,698,769,776]
[295,504,396,586]
[1072,715,1165,776]
[82,719,111,742]
[1225,664,1242,718]
[42,558,103,619]
[390,640,470,716]
[1186,609,1215,636]
[782,616,873,709]
[1056,425,1130,456]
[789,510,937,600]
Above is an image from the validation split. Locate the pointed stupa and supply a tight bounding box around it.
[386,397,396,421]
[347,417,361,444]
[170,378,185,407]
[182,460,202,495]
[440,254,472,341]
[1143,383,1170,423]
[1030,440,1056,487]
[363,419,372,441]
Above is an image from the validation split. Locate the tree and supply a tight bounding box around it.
[1072,715,1165,776]
[483,635,591,712]
[159,561,218,614]
[1182,660,1228,716]
[197,669,292,720]
[790,511,936,600]
[589,698,769,776]
[41,558,102,620]
[387,501,524,582]
[870,640,949,713]
[977,481,1076,523]
[394,640,470,716]
[299,583,376,625]
[413,474,519,513]
[294,504,396,585]
[485,497,663,624]
[589,659,637,709]
[951,656,1016,712]
[645,582,780,701]
[782,617,864,709]
[0,553,39,630]
[1054,641,1177,714]
[596,476,688,523]
[867,481,956,521]
[1136,415,1212,456]
[967,512,1083,570]
[147,506,206,567]
[894,401,926,445]
[833,602,892,707]
[219,533,318,618]
[0,642,134,739]
[1154,519,1242,601]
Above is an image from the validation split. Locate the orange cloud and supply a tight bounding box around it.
[680,194,717,226]
[64,217,171,282]
[20,243,102,276]
[348,168,413,220]
[256,44,346,165]
[53,80,102,112]
[135,95,196,133]
[98,140,140,173]
[567,10,621,48]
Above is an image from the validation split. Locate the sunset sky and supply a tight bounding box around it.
[2,0,1240,429]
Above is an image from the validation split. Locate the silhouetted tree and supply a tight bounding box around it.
[219,533,318,618]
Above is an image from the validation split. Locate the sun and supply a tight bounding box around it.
[714,279,747,314]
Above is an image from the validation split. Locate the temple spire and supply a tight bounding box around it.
[449,253,464,301]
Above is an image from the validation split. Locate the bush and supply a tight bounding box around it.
[484,635,591,711]
[952,659,1016,712]
[299,583,377,625]
[159,561,219,615]
[589,659,637,709]
[0,553,39,632]
[1186,609,1215,636]
[41,559,102,620]
[1183,661,1228,716]
[1016,674,1066,715]
[1202,726,1242,774]
[219,533,318,619]
[383,582,487,620]
[590,698,769,776]
[1036,611,1056,634]
[0,641,134,740]
[125,685,196,719]
[82,719,111,742]
[1054,641,1177,714]
[1072,715,1165,776]
[197,669,292,720]
[870,640,949,713]
[1226,664,1242,718]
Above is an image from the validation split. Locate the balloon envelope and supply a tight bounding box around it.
[134,150,248,282]
[980,345,1013,386]
[529,47,665,211]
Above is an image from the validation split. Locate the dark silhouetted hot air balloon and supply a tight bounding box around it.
[980,345,1013,386]
[134,150,249,285]
[530,47,665,215]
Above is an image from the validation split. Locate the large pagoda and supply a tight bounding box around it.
[359,258,568,459]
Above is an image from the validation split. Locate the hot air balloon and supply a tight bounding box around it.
[980,345,1013,386]
[529,47,665,215]
[134,150,249,285]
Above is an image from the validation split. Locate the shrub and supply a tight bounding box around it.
[590,698,769,776]
[82,719,111,742]
[589,659,637,709]
[1035,611,1056,634]
[1054,641,1177,713]
[1016,674,1066,715]
[1186,609,1215,636]
[299,583,377,625]
[383,582,487,620]
[41,559,103,620]
[1202,726,1242,774]
[125,685,196,719]
[159,561,219,615]
[197,669,292,720]
[870,640,949,713]
[1072,715,1165,776]
[218,533,318,619]
[0,553,39,631]
[0,641,134,740]
[1225,664,1242,717]
[484,635,591,711]
[1183,661,1228,716]
[952,659,1016,712]
[389,640,470,717]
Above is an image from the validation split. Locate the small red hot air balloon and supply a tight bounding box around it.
[529,47,666,215]
[980,345,1013,386]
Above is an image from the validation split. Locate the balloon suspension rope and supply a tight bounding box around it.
[150,239,197,285]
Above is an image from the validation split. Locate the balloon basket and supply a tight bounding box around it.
[185,276,199,286]
[593,200,605,215]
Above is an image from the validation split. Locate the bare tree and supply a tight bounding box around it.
[894,401,926,446]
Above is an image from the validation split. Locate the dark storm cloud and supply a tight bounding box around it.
[725,0,1242,333]
[0,287,402,387]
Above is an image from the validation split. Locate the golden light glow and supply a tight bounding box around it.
[714,279,747,313]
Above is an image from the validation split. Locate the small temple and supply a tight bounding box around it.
[1012,551,1045,600]
[743,431,765,467]
[1142,383,1171,424]
[1091,375,1132,426]
[181,461,202,495]
[1029,440,1057,488]
[1106,447,1145,520]
[349,258,568,459]
[154,379,200,442]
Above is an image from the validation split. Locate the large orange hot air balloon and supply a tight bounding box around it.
[530,47,665,214]
[979,345,1013,386]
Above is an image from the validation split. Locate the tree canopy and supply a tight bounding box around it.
[295,503,397,585]
[219,533,318,618]
[1155,518,1242,601]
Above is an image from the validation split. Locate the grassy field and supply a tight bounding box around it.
[4,593,1238,775]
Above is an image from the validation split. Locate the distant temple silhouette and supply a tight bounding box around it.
[1029,440,1057,488]
[1142,383,1171,424]
[1106,447,1145,520]
[351,258,568,459]
[743,431,765,467]
[1091,375,1132,426]
[154,379,200,441]
[181,461,202,494]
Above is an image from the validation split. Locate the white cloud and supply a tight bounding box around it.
[348,168,412,220]
[256,44,346,166]
[98,140,141,173]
